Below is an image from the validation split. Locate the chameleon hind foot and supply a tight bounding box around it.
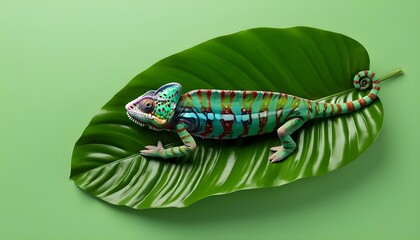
[269,146,296,162]
[269,117,305,163]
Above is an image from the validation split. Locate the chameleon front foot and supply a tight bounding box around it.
[140,140,165,158]
[269,146,296,163]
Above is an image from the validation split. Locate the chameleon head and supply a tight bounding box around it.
[125,83,182,130]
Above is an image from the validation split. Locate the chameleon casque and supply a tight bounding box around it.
[125,70,380,162]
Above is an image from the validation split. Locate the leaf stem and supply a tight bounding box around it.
[380,67,404,82]
[316,68,403,101]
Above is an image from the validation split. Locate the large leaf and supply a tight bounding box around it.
[70,27,383,209]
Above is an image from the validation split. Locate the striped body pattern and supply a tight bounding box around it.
[178,90,304,139]
[126,70,380,162]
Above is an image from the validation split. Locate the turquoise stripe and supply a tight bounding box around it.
[352,100,361,110]
[263,111,277,133]
[247,115,260,136]
[311,101,317,118]
[190,93,202,110]
[325,103,331,116]
[230,91,243,115]
[207,113,215,121]
[363,96,372,105]
[250,92,263,113]
[210,90,222,112]
[340,103,348,113]
[211,118,223,137]
[268,94,279,111]
[331,104,338,115]
[371,89,379,95]
[231,121,244,136]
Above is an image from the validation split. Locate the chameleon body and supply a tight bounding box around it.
[126,70,380,162]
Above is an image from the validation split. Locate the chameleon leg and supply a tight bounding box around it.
[140,123,197,159]
[269,117,305,163]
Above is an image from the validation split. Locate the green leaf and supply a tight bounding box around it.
[70,27,382,209]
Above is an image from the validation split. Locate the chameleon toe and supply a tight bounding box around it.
[270,146,283,152]
[268,153,277,162]
[269,147,294,163]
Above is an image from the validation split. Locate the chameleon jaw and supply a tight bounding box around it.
[126,112,167,126]
[127,112,146,126]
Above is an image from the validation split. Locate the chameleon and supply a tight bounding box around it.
[125,70,380,162]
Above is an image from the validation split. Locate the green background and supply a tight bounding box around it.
[1,0,418,239]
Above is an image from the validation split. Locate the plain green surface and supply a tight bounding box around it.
[1,0,419,239]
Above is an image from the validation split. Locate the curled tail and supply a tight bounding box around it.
[313,70,380,118]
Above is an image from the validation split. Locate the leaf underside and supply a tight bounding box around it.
[71,27,383,209]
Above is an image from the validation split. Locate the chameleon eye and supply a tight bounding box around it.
[139,98,155,113]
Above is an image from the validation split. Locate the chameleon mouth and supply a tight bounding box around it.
[126,112,146,127]
[126,112,167,126]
